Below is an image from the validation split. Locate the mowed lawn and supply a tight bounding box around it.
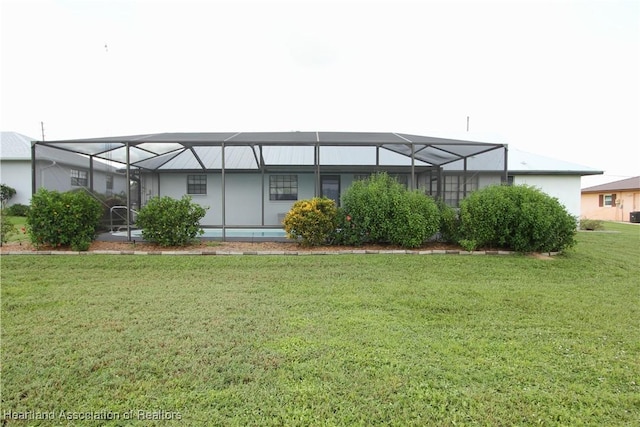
[1,223,638,426]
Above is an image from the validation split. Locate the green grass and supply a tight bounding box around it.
[1,222,639,426]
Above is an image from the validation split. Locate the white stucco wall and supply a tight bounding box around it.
[512,174,582,218]
[159,173,216,224]
[157,172,393,226]
[158,172,318,226]
[0,160,32,206]
[152,171,583,226]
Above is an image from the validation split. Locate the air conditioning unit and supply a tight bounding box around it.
[630,211,640,223]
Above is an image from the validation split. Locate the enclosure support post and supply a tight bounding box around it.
[503,145,509,183]
[126,143,131,242]
[221,142,226,241]
[89,156,94,193]
[31,143,37,196]
[314,142,320,197]
[260,145,265,226]
[437,166,443,201]
[463,157,468,200]
[410,143,416,189]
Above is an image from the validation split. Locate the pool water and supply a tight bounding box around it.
[112,228,287,239]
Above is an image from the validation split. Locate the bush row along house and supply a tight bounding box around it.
[581,176,640,223]
[3,131,605,233]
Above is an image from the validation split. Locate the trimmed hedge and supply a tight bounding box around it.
[26,189,102,251]
[4,203,30,217]
[458,184,577,252]
[136,196,207,246]
[335,173,440,248]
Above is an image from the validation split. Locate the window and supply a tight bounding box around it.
[321,175,340,207]
[70,169,88,187]
[599,194,616,207]
[270,175,298,200]
[443,175,478,207]
[187,175,207,195]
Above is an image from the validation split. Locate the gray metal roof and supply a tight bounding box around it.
[1,131,34,159]
[35,131,507,171]
[507,148,603,176]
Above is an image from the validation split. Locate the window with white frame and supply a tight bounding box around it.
[187,175,207,195]
[70,169,88,187]
[270,175,298,200]
[600,194,616,207]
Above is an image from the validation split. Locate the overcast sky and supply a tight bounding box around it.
[1,0,638,187]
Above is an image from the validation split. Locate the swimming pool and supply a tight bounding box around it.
[112,228,287,239]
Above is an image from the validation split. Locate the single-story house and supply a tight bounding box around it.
[1,132,34,206]
[30,131,602,238]
[1,131,127,207]
[31,132,508,229]
[581,176,640,223]
[506,148,602,219]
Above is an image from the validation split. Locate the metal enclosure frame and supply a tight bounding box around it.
[32,132,508,241]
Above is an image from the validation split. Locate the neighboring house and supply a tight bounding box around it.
[507,148,602,219]
[1,131,127,207]
[30,132,602,230]
[581,176,640,222]
[0,132,33,206]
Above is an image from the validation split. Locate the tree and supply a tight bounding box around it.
[0,184,16,208]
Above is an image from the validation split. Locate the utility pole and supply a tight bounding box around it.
[41,121,45,141]
[466,116,469,132]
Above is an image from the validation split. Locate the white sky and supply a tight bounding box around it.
[1,0,638,187]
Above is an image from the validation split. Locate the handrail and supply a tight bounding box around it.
[109,205,138,232]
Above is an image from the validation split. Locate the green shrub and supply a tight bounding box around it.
[0,209,17,246]
[436,200,460,243]
[5,203,30,217]
[1,184,16,207]
[387,190,440,248]
[136,196,207,246]
[458,184,577,252]
[580,218,605,231]
[337,173,440,248]
[283,197,337,246]
[26,189,103,251]
[333,207,368,246]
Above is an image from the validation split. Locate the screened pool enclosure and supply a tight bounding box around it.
[32,132,508,240]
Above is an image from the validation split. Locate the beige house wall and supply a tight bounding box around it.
[581,190,640,222]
